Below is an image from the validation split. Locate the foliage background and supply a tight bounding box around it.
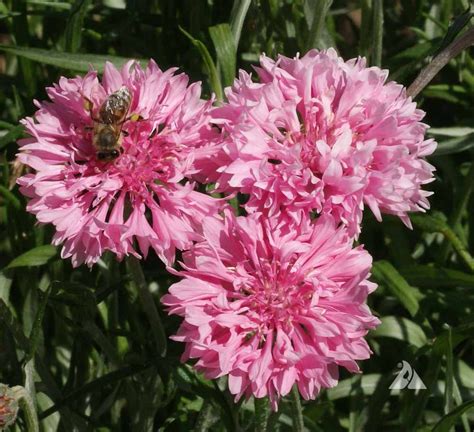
[0,0,474,431]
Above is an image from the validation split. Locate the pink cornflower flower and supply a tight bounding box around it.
[197,48,436,235]
[162,211,379,408]
[17,60,221,267]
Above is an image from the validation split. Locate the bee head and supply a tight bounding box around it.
[97,150,120,161]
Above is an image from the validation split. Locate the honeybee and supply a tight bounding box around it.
[86,86,132,161]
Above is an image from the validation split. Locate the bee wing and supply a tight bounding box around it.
[99,86,132,124]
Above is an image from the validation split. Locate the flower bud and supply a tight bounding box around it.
[0,384,19,429]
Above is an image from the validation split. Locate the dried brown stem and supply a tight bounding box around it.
[407,27,474,99]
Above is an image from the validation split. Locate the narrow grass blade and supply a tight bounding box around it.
[126,256,167,357]
[434,134,474,155]
[433,400,474,432]
[438,161,474,264]
[305,0,333,51]
[229,0,251,49]
[5,245,57,269]
[25,286,51,363]
[400,265,474,288]
[179,26,223,102]
[39,363,152,419]
[444,326,454,415]
[0,44,146,73]
[372,260,420,317]
[64,0,92,53]
[411,213,474,272]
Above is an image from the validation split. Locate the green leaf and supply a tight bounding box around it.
[433,321,474,356]
[433,134,474,155]
[39,363,153,420]
[0,44,146,73]
[391,41,434,61]
[0,185,21,210]
[327,374,382,400]
[400,265,474,288]
[371,316,428,348]
[0,11,21,19]
[455,360,474,390]
[229,0,251,49]
[209,23,236,88]
[64,0,92,53]
[429,127,474,137]
[126,256,167,357]
[443,327,454,416]
[403,349,443,430]
[25,286,51,363]
[6,245,57,269]
[0,125,25,150]
[11,0,37,96]
[305,0,333,51]
[179,26,223,102]
[193,401,217,432]
[82,320,121,366]
[433,400,474,432]
[26,1,72,9]
[372,261,420,317]
[411,213,474,272]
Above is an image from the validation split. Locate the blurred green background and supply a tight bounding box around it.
[0,0,474,431]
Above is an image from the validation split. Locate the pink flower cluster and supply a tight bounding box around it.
[196,48,436,235]
[17,49,436,407]
[18,61,219,266]
[163,212,379,409]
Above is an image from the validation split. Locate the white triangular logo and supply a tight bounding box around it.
[389,360,426,391]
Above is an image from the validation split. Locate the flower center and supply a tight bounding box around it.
[77,121,184,200]
[234,262,314,332]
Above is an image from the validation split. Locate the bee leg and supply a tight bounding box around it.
[82,94,101,122]
[148,128,158,140]
[124,113,142,124]
[122,130,129,137]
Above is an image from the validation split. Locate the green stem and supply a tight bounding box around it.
[290,386,305,432]
[411,214,474,272]
[305,0,332,51]
[126,255,167,357]
[12,386,39,432]
[254,397,270,432]
[438,161,474,264]
[372,0,383,67]
[444,327,454,415]
[359,0,372,60]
